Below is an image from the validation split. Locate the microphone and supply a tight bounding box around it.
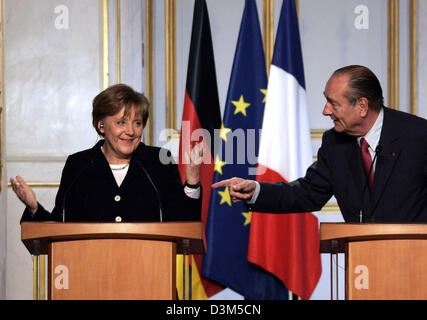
[61,159,94,222]
[135,161,164,222]
[359,145,382,223]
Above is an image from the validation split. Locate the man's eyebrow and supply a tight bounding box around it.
[323,92,331,100]
[323,92,335,103]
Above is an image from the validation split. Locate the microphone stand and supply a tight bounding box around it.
[136,161,163,222]
[61,159,94,222]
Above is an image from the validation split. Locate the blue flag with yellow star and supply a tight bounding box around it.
[201,0,288,299]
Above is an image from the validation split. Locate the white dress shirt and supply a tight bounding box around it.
[357,107,384,171]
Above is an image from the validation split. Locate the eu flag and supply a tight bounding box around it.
[202,0,288,299]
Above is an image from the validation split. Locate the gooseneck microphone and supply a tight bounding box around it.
[136,161,164,222]
[359,145,382,223]
[61,159,94,222]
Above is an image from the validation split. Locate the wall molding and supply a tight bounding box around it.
[310,129,324,140]
[409,0,417,115]
[6,155,68,162]
[116,0,121,83]
[388,0,399,110]
[8,182,59,188]
[102,0,110,89]
[145,0,154,145]
[318,202,340,214]
[262,0,273,75]
[165,0,177,132]
[0,0,5,194]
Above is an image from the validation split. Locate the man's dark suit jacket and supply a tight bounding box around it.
[21,140,201,222]
[252,107,427,222]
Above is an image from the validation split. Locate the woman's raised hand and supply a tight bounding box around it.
[184,142,203,185]
[10,176,38,215]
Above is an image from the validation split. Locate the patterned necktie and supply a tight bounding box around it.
[360,138,374,193]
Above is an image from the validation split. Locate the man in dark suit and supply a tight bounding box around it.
[213,65,427,222]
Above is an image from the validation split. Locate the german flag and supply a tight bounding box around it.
[177,0,223,299]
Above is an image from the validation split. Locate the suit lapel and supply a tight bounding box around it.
[340,134,369,220]
[365,108,401,219]
[344,138,365,195]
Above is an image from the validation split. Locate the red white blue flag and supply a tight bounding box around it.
[248,0,322,300]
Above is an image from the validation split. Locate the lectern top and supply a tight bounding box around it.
[21,221,205,255]
[320,223,427,253]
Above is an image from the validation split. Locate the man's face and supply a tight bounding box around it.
[322,75,365,136]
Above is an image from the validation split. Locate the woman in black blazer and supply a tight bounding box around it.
[11,84,202,223]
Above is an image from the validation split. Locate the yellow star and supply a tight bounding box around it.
[260,89,267,103]
[214,155,227,175]
[220,123,232,142]
[242,211,252,226]
[218,187,232,207]
[232,95,250,116]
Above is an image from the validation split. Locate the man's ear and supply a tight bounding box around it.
[358,97,369,117]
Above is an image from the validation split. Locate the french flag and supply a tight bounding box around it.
[248,0,321,300]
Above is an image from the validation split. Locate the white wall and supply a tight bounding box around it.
[5,0,101,299]
[300,0,388,128]
[0,175,6,299]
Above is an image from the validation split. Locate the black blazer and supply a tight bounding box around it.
[252,107,427,222]
[21,140,201,222]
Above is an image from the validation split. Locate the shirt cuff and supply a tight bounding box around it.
[246,181,260,204]
[184,186,201,199]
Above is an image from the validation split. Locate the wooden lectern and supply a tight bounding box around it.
[320,223,427,300]
[21,222,205,300]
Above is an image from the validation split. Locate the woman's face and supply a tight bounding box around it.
[98,106,144,164]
